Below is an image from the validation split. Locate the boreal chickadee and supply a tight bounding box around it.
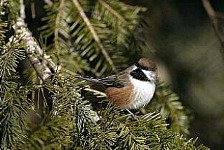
[77,58,157,109]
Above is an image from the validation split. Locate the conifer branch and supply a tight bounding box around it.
[44,0,53,6]
[54,0,65,65]
[13,0,57,81]
[201,0,224,62]
[19,0,25,19]
[13,19,51,81]
[98,0,127,24]
[0,0,210,149]
[72,0,117,73]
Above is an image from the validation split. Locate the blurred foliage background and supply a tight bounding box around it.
[1,0,224,149]
[123,0,224,149]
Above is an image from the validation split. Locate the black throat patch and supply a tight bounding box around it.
[130,68,149,82]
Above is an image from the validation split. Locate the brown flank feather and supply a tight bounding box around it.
[105,81,134,108]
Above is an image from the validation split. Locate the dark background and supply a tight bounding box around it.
[25,0,224,149]
[130,1,224,149]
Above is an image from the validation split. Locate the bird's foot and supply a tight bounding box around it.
[125,109,138,121]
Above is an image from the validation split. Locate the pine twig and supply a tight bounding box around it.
[201,0,224,62]
[72,0,117,73]
[13,0,57,81]
[13,19,52,81]
[19,0,25,19]
[54,0,65,66]
[84,88,107,97]
[98,0,127,24]
[44,0,53,6]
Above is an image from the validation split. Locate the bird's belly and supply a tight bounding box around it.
[129,86,155,109]
[127,78,156,109]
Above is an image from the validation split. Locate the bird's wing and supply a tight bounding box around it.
[76,70,128,89]
[98,75,123,87]
[99,69,130,88]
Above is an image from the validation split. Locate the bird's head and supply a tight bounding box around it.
[130,58,157,83]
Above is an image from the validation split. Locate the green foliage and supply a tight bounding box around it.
[0,4,27,148]
[146,82,190,135]
[0,36,25,95]
[0,0,210,149]
[0,29,26,149]
[41,0,145,76]
[0,85,30,149]
[16,115,73,150]
[1,0,20,24]
[87,105,207,150]
[0,37,25,79]
[0,22,8,46]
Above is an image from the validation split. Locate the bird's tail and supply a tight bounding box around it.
[75,75,107,102]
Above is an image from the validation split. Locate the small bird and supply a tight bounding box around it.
[78,58,157,110]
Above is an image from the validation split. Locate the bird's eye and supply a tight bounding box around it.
[135,63,140,68]
[142,66,149,70]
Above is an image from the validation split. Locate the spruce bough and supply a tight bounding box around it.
[0,0,209,149]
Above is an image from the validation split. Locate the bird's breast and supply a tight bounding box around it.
[130,77,155,109]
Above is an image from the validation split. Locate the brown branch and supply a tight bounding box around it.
[14,0,57,81]
[201,0,224,61]
[13,19,52,81]
[54,0,65,66]
[20,0,26,19]
[31,0,36,19]
[201,0,218,30]
[72,0,117,73]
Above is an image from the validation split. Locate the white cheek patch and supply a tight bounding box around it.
[132,66,137,71]
[142,70,151,79]
[142,70,156,82]
[132,66,156,81]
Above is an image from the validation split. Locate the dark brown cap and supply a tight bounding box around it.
[136,58,157,71]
